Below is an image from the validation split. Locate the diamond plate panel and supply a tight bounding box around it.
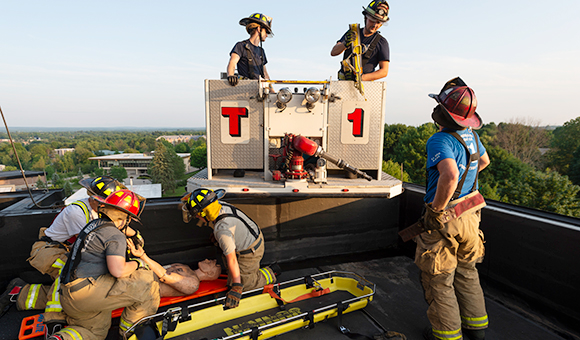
[327,81,386,171]
[207,80,264,169]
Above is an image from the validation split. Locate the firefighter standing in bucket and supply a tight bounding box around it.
[182,188,279,309]
[226,13,274,86]
[416,77,490,340]
[49,189,159,340]
[331,0,390,81]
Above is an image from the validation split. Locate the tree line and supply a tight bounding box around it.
[0,130,206,194]
[382,117,580,218]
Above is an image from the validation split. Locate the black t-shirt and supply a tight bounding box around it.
[339,28,390,74]
[230,40,268,79]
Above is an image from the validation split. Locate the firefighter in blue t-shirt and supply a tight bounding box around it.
[226,13,274,86]
[331,1,391,81]
[417,77,491,340]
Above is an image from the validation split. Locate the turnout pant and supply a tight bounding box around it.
[224,233,276,291]
[415,210,488,340]
[55,269,160,340]
[19,227,69,322]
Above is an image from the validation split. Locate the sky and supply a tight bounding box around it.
[1,1,579,129]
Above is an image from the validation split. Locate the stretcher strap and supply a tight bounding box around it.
[262,284,330,304]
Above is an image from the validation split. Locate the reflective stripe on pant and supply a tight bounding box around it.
[229,234,276,291]
[46,258,66,312]
[432,327,462,340]
[416,210,488,336]
[57,269,159,340]
[17,284,49,311]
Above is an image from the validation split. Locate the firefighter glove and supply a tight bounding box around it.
[130,230,144,249]
[423,203,447,231]
[227,75,239,87]
[224,283,243,309]
[345,30,356,46]
[130,258,149,270]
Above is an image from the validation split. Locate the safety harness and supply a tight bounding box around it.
[60,219,114,285]
[242,40,265,80]
[214,203,260,241]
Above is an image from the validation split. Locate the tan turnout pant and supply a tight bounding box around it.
[415,209,488,339]
[224,233,276,291]
[55,269,160,340]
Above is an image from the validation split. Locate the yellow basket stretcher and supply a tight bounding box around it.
[125,270,375,340]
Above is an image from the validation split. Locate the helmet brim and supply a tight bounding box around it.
[431,103,483,130]
[94,192,146,221]
[239,17,273,35]
[79,178,98,197]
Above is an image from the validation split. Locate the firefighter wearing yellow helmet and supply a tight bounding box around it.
[226,13,275,87]
[182,188,280,309]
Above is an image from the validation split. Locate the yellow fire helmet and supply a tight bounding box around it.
[181,188,225,223]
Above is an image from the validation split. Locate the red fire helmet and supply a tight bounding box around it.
[429,77,482,130]
[95,189,144,220]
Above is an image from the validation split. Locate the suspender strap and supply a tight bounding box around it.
[446,131,480,199]
[60,219,111,285]
[71,201,91,224]
[243,40,265,79]
[361,33,382,67]
[214,203,260,240]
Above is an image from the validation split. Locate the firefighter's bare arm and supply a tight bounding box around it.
[107,255,139,278]
[224,252,241,284]
[431,158,460,212]
[330,42,346,56]
[263,66,275,93]
[227,53,241,77]
[361,60,389,81]
[479,152,490,172]
[127,239,201,296]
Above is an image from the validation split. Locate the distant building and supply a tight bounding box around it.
[0,170,46,190]
[156,135,204,145]
[97,150,123,156]
[54,148,75,156]
[89,153,192,177]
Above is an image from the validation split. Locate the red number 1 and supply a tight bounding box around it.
[347,108,364,137]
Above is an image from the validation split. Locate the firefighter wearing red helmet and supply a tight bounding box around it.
[49,189,159,340]
[226,12,275,89]
[181,188,280,309]
[331,1,390,81]
[417,77,490,340]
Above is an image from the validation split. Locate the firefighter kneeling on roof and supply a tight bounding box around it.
[182,188,280,309]
[417,77,490,340]
[50,189,159,340]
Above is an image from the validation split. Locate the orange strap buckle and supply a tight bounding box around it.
[19,314,45,340]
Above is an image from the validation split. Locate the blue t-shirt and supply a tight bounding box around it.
[339,28,390,74]
[230,40,268,79]
[424,129,486,203]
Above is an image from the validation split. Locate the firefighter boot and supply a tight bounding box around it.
[422,326,437,340]
[463,329,485,340]
[0,278,27,314]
